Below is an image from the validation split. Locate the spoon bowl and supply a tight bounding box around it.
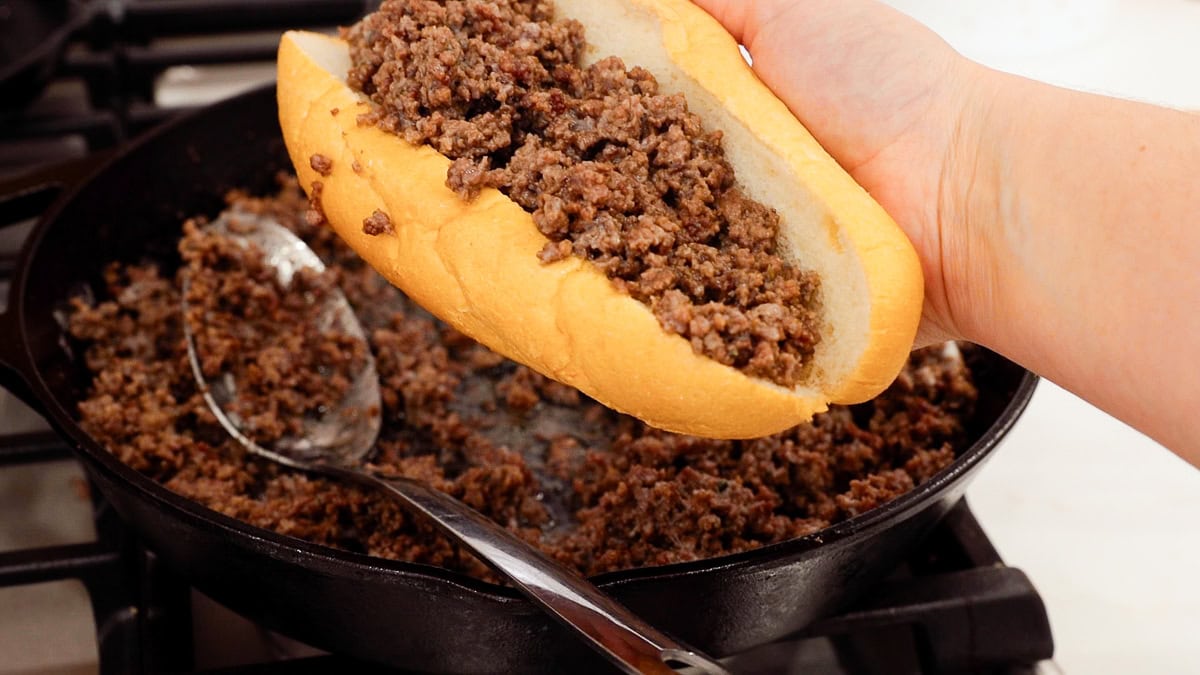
[182,208,381,468]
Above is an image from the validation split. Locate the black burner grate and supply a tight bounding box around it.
[0,1,376,143]
[0,431,193,675]
[0,0,375,228]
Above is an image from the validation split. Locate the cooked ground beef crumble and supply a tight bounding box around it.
[362,209,394,235]
[67,178,977,581]
[308,153,333,177]
[342,0,823,388]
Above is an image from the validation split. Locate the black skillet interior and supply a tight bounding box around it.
[1,84,1037,671]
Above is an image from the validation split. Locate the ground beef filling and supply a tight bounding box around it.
[67,179,977,582]
[362,209,394,235]
[343,0,822,387]
[308,153,333,176]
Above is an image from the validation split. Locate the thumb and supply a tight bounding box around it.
[689,0,811,56]
[687,0,770,45]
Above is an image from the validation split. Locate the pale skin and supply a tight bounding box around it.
[691,0,1200,463]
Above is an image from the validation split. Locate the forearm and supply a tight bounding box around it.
[954,69,1200,459]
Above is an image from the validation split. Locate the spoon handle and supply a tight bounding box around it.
[321,464,731,675]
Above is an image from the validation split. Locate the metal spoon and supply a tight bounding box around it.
[181,209,731,675]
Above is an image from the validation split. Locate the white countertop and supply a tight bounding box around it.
[877,1,1200,672]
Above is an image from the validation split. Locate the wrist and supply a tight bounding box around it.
[933,64,1023,349]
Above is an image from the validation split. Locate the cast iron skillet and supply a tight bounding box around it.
[0,85,1037,674]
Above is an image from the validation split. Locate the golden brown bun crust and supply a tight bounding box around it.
[276,0,922,439]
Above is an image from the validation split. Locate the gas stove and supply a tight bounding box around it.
[0,3,1055,673]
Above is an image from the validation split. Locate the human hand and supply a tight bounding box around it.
[692,0,992,347]
[696,0,1200,458]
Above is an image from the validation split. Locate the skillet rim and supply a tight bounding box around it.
[8,83,1040,605]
